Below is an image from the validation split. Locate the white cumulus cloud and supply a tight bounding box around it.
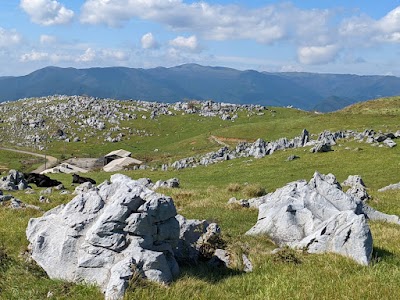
[40,34,57,44]
[169,35,200,52]
[379,6,400,33]
[339,6,400,44]
[298,45,340,65]
[101,49,129,61]
[0,28,22,48]
[80,1,331,46]
[77,48,96,62]
[81,0,181,27]
[20,0,74,26]
[20,51,49,62]
[141,32,159,49]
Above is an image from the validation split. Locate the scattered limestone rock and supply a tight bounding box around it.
[27,174,181,300]
[153,178,180,190]
[40,188,53,195]
[295,210,372,264]
[361,203,400,224]
[73,181,96,194]
[136,178,153,188]
[0,169,29,191]
[342,175,370,202]
[2,197,42,210]
[310,142,332,153]
[0,194,13,202]
[246,172,385,265]
[174,215,210,263]
[25,188,35,194]
[286,155,300,161]
[383,138,397,148]
[27,174,250,300]
[378,182,400,192]
[227,197,250,208]
[346,185,370,202]
[54,184,65,190]
[39,195,49,203]
[342,175,366,188]
[208,249,253,273]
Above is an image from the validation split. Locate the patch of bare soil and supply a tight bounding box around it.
[64,157,104,170]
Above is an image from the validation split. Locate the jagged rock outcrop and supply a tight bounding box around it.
[168,128,399,171]
[378,182,400,192]
[245,172,400,265]
[310,142,332,153]
[153,178,180,190]
[208,249,253,273]
[286,155,300,161]
[361,203,400,224]
[342,175,370,202]
[27,174,250,300]
[383,138,397,147]
[0,96,266,149]
[227,197,250,208]
[28,174,182,300]
[0,192,41,210]
[170,129,310,169]
[73,181,97,194]
[0,169,29,191]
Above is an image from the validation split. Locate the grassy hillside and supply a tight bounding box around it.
[0,96,399,299]
[0,96,398,164]
[341,96,400,115]
[0,150,42,173]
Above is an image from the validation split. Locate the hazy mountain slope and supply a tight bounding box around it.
[276,72,400,101]
[0,67,192,102]
[147,64,321,107]
[312,96,355,112]
[1,64,400,111]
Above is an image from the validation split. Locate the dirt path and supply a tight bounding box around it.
[209,135,251,147]
[0,147,58,173]
[209,135,230,147]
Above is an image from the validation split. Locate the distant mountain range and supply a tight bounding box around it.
[1,64,400,112]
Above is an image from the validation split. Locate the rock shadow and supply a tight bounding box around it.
[177,262,244,284]
[372,247,394,262]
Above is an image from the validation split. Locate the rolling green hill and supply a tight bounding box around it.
[0,96,399,299]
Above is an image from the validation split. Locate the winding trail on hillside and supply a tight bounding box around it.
[209,135,251,147]
[209,135,230,147]
[0,147,58,173]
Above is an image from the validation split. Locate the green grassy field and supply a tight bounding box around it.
[0,150,42,173]
[0,96,399,299]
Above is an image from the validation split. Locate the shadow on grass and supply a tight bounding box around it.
[372,246,394,263]
[177,262,244,284]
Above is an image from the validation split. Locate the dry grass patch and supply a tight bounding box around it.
[272,248,302,265]
[226,183,242,192]
[242,184,266,198]
[167,189,198,210]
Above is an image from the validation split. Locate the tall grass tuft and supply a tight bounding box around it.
[226,183,242,192]
[242,184,266,198]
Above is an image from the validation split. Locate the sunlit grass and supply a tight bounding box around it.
[0,97,399,299]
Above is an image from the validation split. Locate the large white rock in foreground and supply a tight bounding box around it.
[27,174,182,300]
[246,172,374,265]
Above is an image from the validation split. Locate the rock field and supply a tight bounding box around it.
[26,174,251,300]
[0,95,265,149]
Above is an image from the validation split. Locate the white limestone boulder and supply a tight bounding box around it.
[246,172,373,265]
[27,173,248,299]
[27,174,180,300]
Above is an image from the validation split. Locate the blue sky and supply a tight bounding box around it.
[1,0,400,76]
